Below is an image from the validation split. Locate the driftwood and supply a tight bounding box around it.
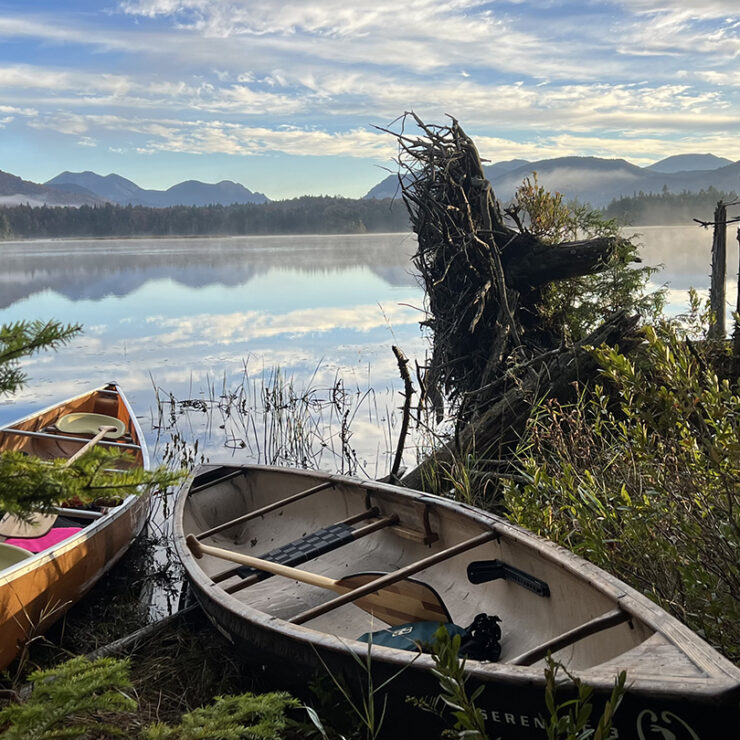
[401,311,640,491]
[386,114,641,492]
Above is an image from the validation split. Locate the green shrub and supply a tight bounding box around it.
[504,322,740,662]
[144,692,301,740]
[0,656,137,738]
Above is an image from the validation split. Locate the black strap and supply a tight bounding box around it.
[234,522,356,580]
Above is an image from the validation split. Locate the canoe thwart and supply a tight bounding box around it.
[190,467,247,495]
[508,607,632,666]
[0,427,141,451]
[214,507,381,585]
[389,503,438,545]
[291,529,499,625]
[185,533,450,626]
[467,560,550,598]
[195,479,337,541]
[53,506,105,520]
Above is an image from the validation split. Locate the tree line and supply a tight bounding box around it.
[603,186,739,225]
[0,195,411,239]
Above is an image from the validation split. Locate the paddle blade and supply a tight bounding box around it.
[0,512,57,539]
[337,572,451,627]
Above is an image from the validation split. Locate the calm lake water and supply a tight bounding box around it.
[0,226,737,473]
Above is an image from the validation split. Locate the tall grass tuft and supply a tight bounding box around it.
[153,361,404,479]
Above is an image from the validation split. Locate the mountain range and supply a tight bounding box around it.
[0,170,269,208]
[364,153,739,207]
[1,152,738,210]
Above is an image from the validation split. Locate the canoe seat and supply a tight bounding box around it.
[233,522,358,581]
[5,527,83,554]
[0,542,33,570]
[57,413,126,439]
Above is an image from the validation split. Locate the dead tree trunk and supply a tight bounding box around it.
[387,114,641,492]
[709,202,727,340]
[733,228,740,379]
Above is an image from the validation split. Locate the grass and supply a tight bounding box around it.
[151,360,412,480]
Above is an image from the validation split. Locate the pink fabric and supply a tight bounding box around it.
[5,527,83,553]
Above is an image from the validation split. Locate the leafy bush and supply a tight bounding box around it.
[504,321,740,662]
[510,174,664,340]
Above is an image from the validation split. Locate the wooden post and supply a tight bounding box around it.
[733,228,740,378]
[709,202,727,340]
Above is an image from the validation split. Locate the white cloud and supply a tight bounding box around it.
[0,2,739,188]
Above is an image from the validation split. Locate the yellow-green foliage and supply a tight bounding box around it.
[0,656,300,740]
[145,692,301,740]
[511,174,663,340]
[504,322,740,662]
[0,656,137,738]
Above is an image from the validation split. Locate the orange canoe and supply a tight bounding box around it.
[0,382,149,670]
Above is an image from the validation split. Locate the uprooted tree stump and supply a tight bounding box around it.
[387,114,642,493]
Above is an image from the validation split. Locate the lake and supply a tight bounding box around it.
[0,226,737,473]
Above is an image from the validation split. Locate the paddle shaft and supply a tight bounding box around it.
[188,534,351,593]
[65,426,117,466]
[185,533,450,625]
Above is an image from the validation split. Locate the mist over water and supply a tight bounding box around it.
[0,226,735,467]
[631,224,738,320]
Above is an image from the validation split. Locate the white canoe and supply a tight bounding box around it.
[175,464,740,739]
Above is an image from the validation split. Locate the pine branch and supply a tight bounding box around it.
[0,656,136,739]
[0,320,81,396]
[0,448,183,515]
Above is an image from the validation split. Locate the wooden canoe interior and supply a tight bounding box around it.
[0,385,143,465]
[0,383,145,556]
[183,467,669,673]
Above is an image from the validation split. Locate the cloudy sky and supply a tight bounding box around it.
[0,1,738,198]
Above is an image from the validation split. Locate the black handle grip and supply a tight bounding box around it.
[467,560,550,598]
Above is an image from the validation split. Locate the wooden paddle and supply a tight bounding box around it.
[186,534,450,626]
[0,512,57,539]
[64,425,118,467]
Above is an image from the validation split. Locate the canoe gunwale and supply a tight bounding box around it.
[174,464,740,703]
[0,382,150,582]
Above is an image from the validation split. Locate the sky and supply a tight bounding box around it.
[0,1,739,199]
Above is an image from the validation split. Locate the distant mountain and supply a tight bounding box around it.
[363,174,409,200]
[647,154,733,173]
[46,171,143,203]
[45,171,269,207]
[160,180,269,207]
[367,152,739,208]
[486,156,648,206]
[0,169,105,207]
[484,158,530,179]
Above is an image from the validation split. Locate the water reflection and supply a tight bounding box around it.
[0,233,427,468]
[0,226,736,467]
[0,234,419,307]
